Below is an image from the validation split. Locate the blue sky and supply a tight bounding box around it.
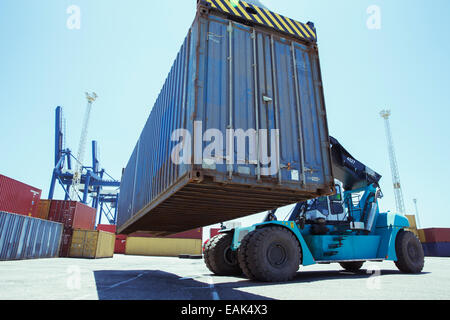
[0,0,449,234]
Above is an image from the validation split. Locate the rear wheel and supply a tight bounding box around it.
[204,233,242,276]
[339,261,365,272]
[238,226,301,282]
[395,230,424,274]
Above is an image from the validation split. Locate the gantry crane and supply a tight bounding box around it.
[49,103,121,225]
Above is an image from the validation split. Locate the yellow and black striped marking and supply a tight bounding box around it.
[204,0,317,42]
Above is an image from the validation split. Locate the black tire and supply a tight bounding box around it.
[204,233,242,276]
[395,230,425,274]
[237,226,301,282]
[339,261,365,272]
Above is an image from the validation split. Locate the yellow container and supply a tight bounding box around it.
[125,237,202,257]
[406,215,417,230]
[417,229,427,243]
[69,230,115,259]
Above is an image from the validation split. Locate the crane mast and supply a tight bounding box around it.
[70,92,98,200]
[380,109,406,215]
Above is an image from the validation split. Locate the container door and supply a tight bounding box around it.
[292,42,329,186]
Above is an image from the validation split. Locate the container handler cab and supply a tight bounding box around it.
[204,137,425,282]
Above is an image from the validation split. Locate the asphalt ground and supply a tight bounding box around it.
[0,255,449,300]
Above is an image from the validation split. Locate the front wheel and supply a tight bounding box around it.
[204,233,242,276]
[238,226,301,282]
[395,230,425,274]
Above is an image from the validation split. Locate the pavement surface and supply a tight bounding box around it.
[0,255,449,300]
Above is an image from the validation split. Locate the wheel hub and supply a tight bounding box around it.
[407,242,418,261]
[267,243,287,267]
[223,247,237,266]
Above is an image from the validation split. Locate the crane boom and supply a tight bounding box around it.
[380,109,406,215]
[70,92,97,200]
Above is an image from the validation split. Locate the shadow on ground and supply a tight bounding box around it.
[94,267,429,300]
[93,270,273,300]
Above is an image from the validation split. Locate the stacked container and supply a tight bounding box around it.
[420,228,450,257]
[68,229,115,259]
[0,211,63,261]
[47,201,96,257]
[36,200,51,220]
[97,224,128,254]
[0,174,41,218]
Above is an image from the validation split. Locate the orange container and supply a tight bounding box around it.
[36,200,51,220]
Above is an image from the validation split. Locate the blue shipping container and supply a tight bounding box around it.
[117,1,334,235]
[0,211,63,261]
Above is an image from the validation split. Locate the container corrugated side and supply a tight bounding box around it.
[48,201,96,230]
[125,237,202,257]
[0,211,63,261]
[422,228,450,243]
[117,9,334,235]
[0,174,41,218]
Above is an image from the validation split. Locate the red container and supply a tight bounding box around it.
[0,174,41,218]
[115,235,127,254]
[130,228,203,240]
[47,201,96,230]
[423,228,450,243]
[210,228,221,239]
[97,224,117,234]
[59,229,74,258]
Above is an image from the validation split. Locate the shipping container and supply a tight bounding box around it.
[130,228,203,240]
[47,201,97,257]
[417,229,426,243]
[422,228,450,244]
[422,242,450,257]
[0,211,63,261]
[36,200,51,220]
[97,224,117,234]
[125,237,202,257]
[0,174,41,218]
[117,0,334,235]
[115,235,127,254]
[47,201,96,230]
[210,228,221,239]
[69,230,115,259]
[59,229,74,257]
[406,215,417,230]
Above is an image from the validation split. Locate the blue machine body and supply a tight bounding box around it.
[226,134,411,266]
[229,186,409,266]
